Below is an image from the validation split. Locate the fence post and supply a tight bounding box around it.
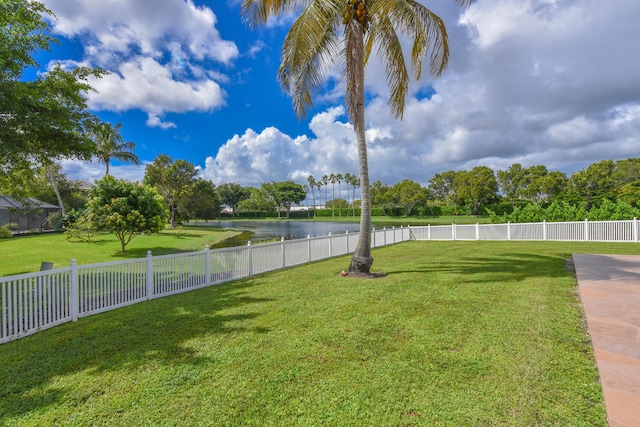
[543,220,547,241]
[70,259,79,322]
[428,224,431,240]
[372,228,376,247]
[407,225,411,241]
[392,226,396,244]
[475,223,479,240]
[634,218,638,243]
[585,218,589,242]
[205,245,211,286]
[383,227,387,246]
[307,235,312,262]
[247,241,253,276]
[452,223,456,241]
[346,230,349,252]
[146,250,153,300]
[507,222,511,241]
[281,237,286,268]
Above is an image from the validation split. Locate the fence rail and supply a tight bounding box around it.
[3,219,639,344]
[1,227,409,344]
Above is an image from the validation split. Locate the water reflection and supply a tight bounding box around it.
[192,220,362,248]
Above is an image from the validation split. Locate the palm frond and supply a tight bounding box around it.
[367,12,409,119]
[278,0,342,119]
[241,0,312,27]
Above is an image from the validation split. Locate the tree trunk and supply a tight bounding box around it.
[46,164,65,216]
[349,25,373,274]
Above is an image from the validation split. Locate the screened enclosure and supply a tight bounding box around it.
[0,196,60,234]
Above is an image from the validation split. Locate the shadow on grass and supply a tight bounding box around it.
[110,246,199,258]
[384,252,570,284]
[0,279,273,421]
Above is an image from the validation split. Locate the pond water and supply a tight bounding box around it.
[191,220,364,248]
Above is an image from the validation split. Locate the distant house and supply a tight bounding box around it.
[0,195,61,234]
[70,180,95,193]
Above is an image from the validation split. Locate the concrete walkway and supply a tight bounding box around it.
[573,254,640,427]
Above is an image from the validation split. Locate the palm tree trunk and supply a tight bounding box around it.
[349,26,373,274]
[46,165,65,216]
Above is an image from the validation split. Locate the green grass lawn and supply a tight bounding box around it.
[2,240,633,426]
[0,226,242,276]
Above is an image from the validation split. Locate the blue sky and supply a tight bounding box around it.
[36,0,640,191]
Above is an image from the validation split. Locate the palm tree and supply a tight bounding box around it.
[307,174,317,217]
[344,172,352,215]
[91,122,140,176]
[336,173,343,216]
[242,0,470,274]
[350,174,360,217]
[321,174,329,209]
[329,173,337,216]
[316,180,324,211]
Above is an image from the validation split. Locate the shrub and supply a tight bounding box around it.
[0,226,13,239]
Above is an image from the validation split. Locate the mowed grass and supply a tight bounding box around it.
[2,240,635,426]
[0,226,241,276]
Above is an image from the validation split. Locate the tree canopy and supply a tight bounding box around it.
[0,0,105,190]
[84,175,168,253]
[143,154,198,228]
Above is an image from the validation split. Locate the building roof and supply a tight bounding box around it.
[70,180,95,191]
[0,195,60,210]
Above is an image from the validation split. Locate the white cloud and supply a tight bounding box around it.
[60,159,146,184]
[61,0,640,188]
[85,56,226,113]
[42,0,237,125]
[44,0,238,64]
[146,113,177,130]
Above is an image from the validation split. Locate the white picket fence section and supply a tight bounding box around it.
[1,227,409,344]
[2,219,639,344]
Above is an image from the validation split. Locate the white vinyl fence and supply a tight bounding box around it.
[2,219,639,344]
[1,227,410,344]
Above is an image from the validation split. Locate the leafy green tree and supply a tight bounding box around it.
[217,182,249,217]
[242,0,471,274]
[0,0,105,187]
[568,159,616,210]
[391,179,429,216]
[428,171,459,206]
[326,198,349,208]
[238,187,276,217]
[84,175,168,253]
[143,154,198,227]
[455,166,498,216]
[612,158,640,188]
[370,180,392,212]
[91,122,140,176]
[616,180,640,208]
[529,170,567,204]
[177,178,220,223]
[497,164,526,209]
[261,181,306,218]
[587,199,640,221]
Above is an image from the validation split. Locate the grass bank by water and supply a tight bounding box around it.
[1,240,631,425]
[0,226,241,276]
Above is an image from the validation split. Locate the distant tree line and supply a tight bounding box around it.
[22,157,640,236]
